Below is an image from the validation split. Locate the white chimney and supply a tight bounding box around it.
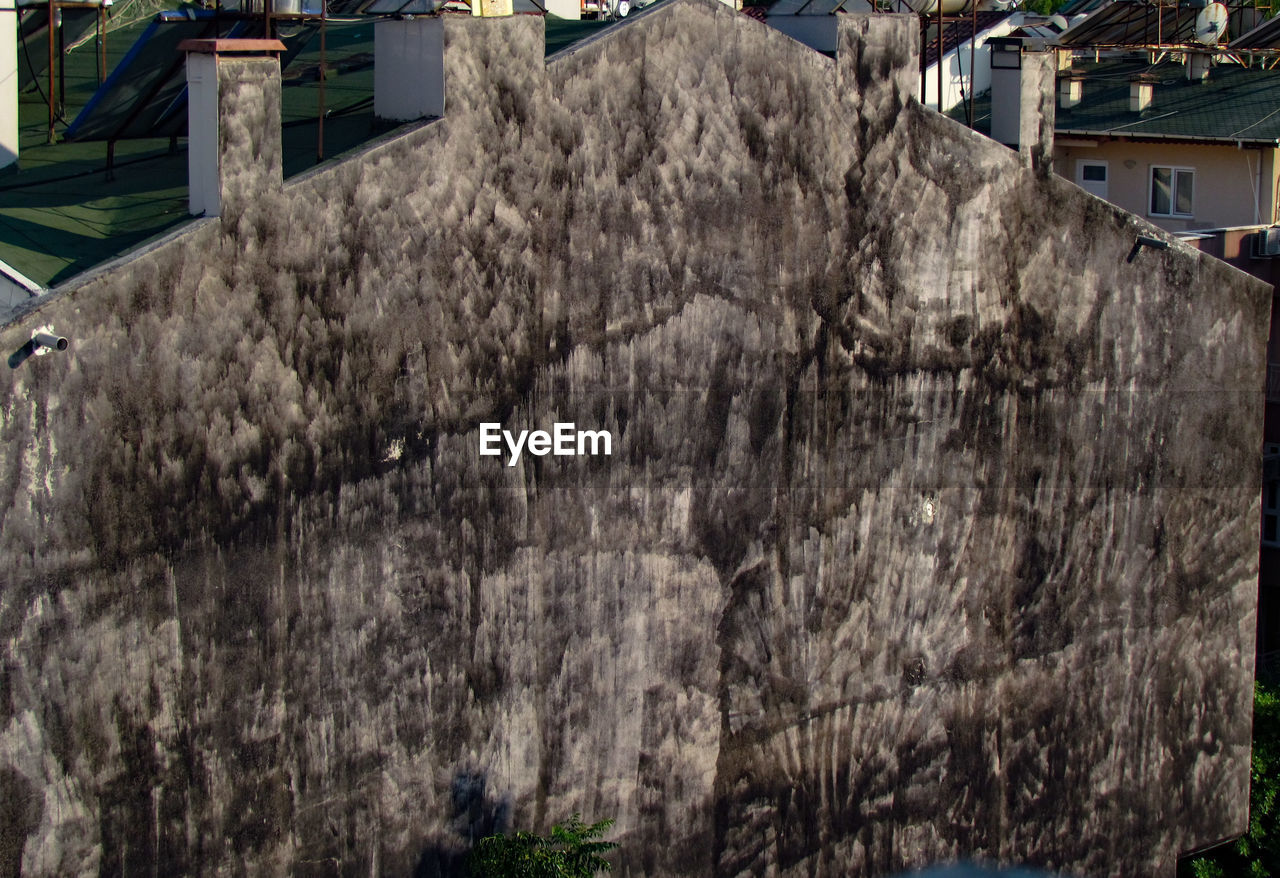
[374,17,445,122]
[1130,79,1154,112]
[988,38,1055,171]
[0,0,17,170]
[1187,52,1211,81]
[989,37,1023,147]
[1059,77,1082,109]
[181,39,286,218]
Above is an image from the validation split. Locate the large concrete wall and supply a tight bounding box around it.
[0,3,1268,875]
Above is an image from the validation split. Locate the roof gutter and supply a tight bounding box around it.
[1055,128,1280,148]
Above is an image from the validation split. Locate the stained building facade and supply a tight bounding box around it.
[0,3,1267,874]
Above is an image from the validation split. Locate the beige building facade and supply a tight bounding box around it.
[1054,138,1280,233]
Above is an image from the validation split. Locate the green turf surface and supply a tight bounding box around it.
[544,14,613,53]
[0,13,614,288]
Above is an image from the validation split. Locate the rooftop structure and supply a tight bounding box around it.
[0,10,612,294]
[1055,57,1280,144]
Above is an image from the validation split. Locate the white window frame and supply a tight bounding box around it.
[1149,165,1195,218]
[1076,160,1109,199]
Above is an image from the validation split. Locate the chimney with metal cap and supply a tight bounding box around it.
[180,38,286,219]
[989,37,1023,147]
[989,37,1055,173]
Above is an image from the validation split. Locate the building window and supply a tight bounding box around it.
[1150,166,1194,217]
[1076,160,1108,199]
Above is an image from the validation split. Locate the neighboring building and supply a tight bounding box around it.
[920,10,1018,112]
[1053,58,1280,233]
[762,2,1023,113]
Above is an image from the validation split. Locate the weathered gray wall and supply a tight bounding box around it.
[0,3,1267,875]
[218,55,284,220]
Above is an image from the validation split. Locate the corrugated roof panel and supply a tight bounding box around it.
[1229,13,1280,49]
[922,11,1012,68]
[1057,0,1109,17]
[766,0,814,16]
[1058,0,1199,47]
[362,0,448,13]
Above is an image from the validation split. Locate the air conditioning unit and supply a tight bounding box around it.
[1253,227,1280,258]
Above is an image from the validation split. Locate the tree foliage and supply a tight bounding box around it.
[469,815,617,878]
[1187,681,1280,878]
[1020,0,1070,15]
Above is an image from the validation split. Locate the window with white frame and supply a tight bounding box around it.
[1150,165,1194,218]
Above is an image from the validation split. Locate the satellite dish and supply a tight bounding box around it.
[1048,13,1068,30]
[1195,2,1228,45]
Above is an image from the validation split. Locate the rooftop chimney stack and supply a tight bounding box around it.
[989,38,1055,173]
[1187,52,1211,81]
[1019,48,1055,174]
[181,39,286,218]
[989,37,1023,147]
[1130,78,1154,112]
[0,0,17,171]
[1059,76,1082,109]
[374,17,445,122]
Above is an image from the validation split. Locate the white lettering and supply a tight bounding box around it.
[554,422,575,455]
[527,431,551,456]
[504,429,528,467]
[482,423,613,465]
[577,429,611,457]
[480,423,502,456]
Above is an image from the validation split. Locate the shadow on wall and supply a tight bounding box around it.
[414,772,512,878]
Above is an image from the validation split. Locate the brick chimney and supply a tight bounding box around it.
[180,39,286,218]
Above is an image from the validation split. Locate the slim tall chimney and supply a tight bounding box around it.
[374,17,445,122]
[0,0,18,170]
[989,38,1054,173]
[180,39,286,218]
[989,37,1023,147]
[1130,78,1154,112]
